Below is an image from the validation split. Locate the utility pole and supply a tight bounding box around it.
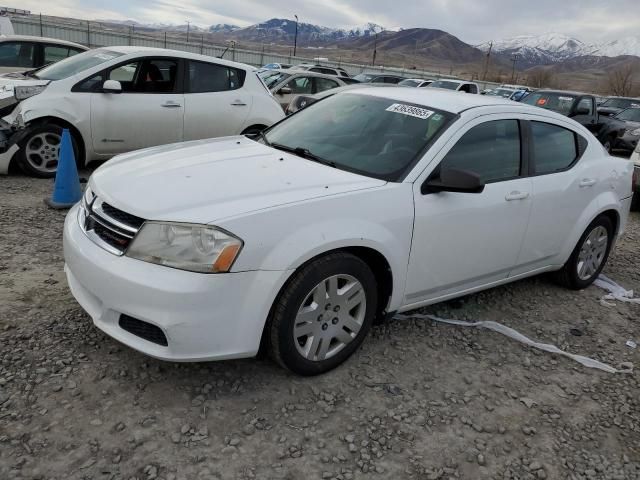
[510,54,519,83]
[293,15,299,57]
[482,41,492,81]
[186,20,190,43]
[372,31,378,66]
[39,12,43,37]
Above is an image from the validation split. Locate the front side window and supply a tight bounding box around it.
[530,122,578,174]
[438,120,521,183]
[188,61,245,93]
[284,76,313,94]
[264,93,454,181]
[107,59,178,93]
[36,49,123,80]
[0,41,34,67]
[576,98,594,115]
[314,77,339,92]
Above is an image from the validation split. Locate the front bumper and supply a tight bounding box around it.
[63,204,290,362]
[0,118,20,175]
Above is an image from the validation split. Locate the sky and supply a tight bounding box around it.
[14,0,640,44]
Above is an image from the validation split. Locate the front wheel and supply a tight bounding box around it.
[555,215,613,289]
[268,252,378,375]
[17,123,80,178]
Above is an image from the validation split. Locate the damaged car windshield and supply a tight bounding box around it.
[263,93,454,181]
[35,49,124,81]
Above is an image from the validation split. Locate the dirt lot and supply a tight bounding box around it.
[1,173,639,480]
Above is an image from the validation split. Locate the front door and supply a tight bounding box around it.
[405,118,533,305]
[91,57,184,155]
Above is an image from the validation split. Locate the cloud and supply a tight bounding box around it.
[14,0,640,43]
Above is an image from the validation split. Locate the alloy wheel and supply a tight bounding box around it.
[25,132,61,174]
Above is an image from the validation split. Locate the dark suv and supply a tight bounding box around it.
[597,96,640,117]
[597,107,640,155]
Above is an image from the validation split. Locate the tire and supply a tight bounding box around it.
[555,215,614,290]
[17,123,80,178]
[631,192,640,212]
[268,252,377,376]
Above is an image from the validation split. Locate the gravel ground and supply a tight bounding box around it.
[1,172,639,480]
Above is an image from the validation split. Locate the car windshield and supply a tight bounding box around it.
[260,71,290,89]
[486,88,514,98]
[522,92,576,115]
[263,93,454,181]
[602,98,640,109]
[398,79,421,87]
[35,49,124,81]
[615,108,640,122]
[354,73,374,82]
[429,80,460,90]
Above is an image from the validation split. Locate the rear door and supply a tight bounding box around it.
[182,59,251,140]
[90,57,184,155]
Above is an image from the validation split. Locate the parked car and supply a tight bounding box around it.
[63,88,633,375]
[428,79,479,94]
[500,84,532,92]
[522,90,600,133]
[631,142,640,211]
[398,78,434,88]
[261,63,292,70]
[0,46,284,177]
[597,96,640,117]
[0,35,87,74]
[284,83,397,115]
[295,64,350,79]
[595,96,607,107]
[484,87,516,99]
[259,69,348,110]
[596,107,640,154]
[352,73,405,84]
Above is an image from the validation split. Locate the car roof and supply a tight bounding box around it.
[96,46,255,70]
[432,79,476,85]
[533,89,591,97]
[341,86,543,114]
[0,35,88,49]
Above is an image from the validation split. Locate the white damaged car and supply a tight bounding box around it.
[64,88,634,375]
[0,46,284,177]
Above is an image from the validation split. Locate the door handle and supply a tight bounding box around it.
[505,191,530,201]
[161,102,182,108]
[230,100,247,106]
[579,178,596,187]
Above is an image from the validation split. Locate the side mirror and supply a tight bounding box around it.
[102,80,122,94]
[278,86,292,95]
[572,107,590,116]
[422,168,485,194]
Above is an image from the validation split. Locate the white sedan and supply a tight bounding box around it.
[63,88,634,375]
[0,46,284,177]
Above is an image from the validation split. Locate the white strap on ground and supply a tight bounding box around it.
[594,274,640,305]
[394,313,631,374]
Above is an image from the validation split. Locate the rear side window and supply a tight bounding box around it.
[440,120,521,183]
[187,60,246,93]
[0,41,34,68]
[530,122,578,174]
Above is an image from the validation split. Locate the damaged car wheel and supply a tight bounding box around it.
[17,123,80,178]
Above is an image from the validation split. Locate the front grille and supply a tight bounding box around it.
[101,202,145,229]
[119,314,168,346]
[81,196,145,255]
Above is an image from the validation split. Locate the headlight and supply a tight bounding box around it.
[628,128,640,136]
[126,222,243,273]
[14,85,46,101]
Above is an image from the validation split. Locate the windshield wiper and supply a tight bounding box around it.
[270,143,336,168]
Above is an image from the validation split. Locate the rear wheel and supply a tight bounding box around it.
[17,123,80,178]
[555,215,613,289]
[268,252,377,375]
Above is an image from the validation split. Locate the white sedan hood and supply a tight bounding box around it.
[91,137,386,223]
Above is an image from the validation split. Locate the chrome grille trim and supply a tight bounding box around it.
[79,196,145,256]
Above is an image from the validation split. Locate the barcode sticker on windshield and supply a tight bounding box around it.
[386,103,434,119]
[559,96,574,101]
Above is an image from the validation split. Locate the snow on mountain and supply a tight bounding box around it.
[480,32,640,64]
